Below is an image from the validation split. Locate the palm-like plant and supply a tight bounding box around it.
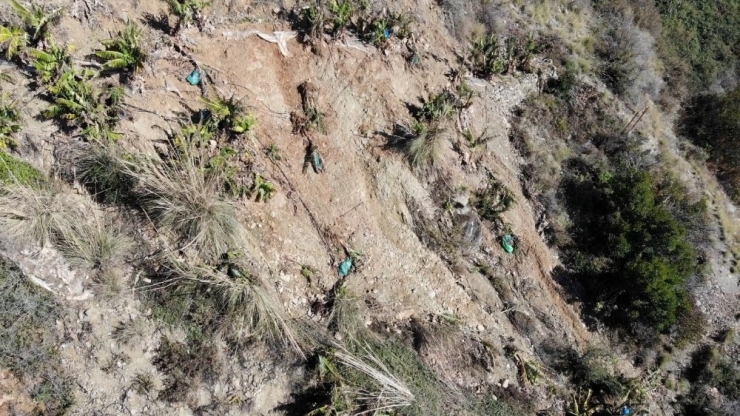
[44,69,124,141]
[30,42,72,85]
[167,0,210,35]
[95,20,147,74]
[0,95,22,149]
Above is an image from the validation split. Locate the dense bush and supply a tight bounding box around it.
[655,0,740,91]
[563,163,699,332]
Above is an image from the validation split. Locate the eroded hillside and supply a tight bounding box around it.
[0,0,738,415]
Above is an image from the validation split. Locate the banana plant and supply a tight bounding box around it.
[7,0,63,44]
[95,20,147,74]
[30,42,72,85]
[202,92,256,135]
[0,25,27,59]
[44,69,123,141]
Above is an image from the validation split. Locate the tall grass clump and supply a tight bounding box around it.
[0,182,72,247]
[124,153,244,259]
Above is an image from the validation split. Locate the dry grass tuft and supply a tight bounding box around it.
[57,214,133,270]
[124,154,244,260]
[335,345,416,414]
[0,183,72,247]
[150,258,306,355]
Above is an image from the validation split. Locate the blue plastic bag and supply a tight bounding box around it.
[186,69,201,85]
[338,258,353,277]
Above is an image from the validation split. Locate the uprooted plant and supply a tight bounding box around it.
[473,176,515,224]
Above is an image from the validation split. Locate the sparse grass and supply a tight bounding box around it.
[124,152,244,259]
[95,19,147,74]
[112,318,147,346]
[0,151,45,188]
[146,257,306,354]
[0,257,73,414]
[131,372,156,396]
[0,94,22,149]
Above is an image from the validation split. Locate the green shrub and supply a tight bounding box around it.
[564,165,700,333]
[679,87,740,203]
[0,151,45,187]
[655,0,740,91]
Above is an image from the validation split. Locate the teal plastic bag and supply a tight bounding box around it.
[501,234,515,253]
[338,258,353,277]
[186,69,201,85]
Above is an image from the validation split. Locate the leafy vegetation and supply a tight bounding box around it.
[473,176,515,223]
[95,20,147,74]
[469,32,540,79]
[0,0,63,59]
[202,92,256,136]
[0,94,22,149]
[30,42,72,85]
[44,69,125,141]
[294,1,413,49]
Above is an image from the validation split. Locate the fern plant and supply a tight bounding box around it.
[95,20,147,74]
[30,42,72,85]
[0,95,22,149]
[44,69,124,141]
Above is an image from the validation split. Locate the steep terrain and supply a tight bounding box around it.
[0,0,739,415]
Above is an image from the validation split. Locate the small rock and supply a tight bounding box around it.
[502,379,510,389]
[477,324,485,331]
[429,291,436,299]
